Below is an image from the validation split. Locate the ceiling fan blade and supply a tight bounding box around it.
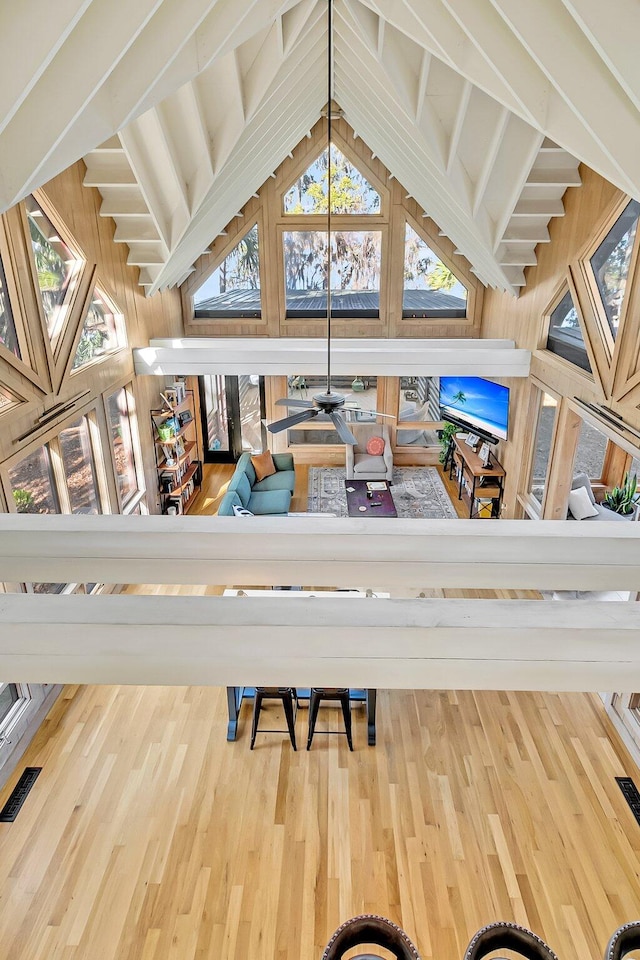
[329,411,357,445]
[343,405,397,421]
[267,409,319,433]
[275,398,314,408]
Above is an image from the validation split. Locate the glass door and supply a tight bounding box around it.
[199,375,266,463]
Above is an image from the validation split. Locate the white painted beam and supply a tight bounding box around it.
[133,337,530,377]
[1,516,639,592]
[2,594,640,690]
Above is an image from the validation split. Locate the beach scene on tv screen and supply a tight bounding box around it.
[440,376,509,440]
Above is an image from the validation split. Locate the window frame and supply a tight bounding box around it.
[0,683,32,743]
[69,281,127,377]
[190,213,266,325]
[280,223,386,320]
[22,190,88,357]
[401,218,469,320]
[540,278,597,385]
[103,380,146,512]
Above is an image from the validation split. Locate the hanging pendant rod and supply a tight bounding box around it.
[326,0,333,396]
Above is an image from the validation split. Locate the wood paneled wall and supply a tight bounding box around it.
[480,166,640,517]
[0,160,183,514]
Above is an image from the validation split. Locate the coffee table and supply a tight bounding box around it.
[345,480,397,517]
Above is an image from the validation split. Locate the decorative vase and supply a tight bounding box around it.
[351,376,365,392]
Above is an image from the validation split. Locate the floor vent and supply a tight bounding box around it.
[0,767,42,822]
[616,776,640,825]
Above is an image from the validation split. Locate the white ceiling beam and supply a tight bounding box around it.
[147,19,327,291]
[487,0,640,196]
[1,515,639,591]
[560,0,640,114]
[472,106,510,216]
[134,337,530,377]
[0,0,94,136]
[3,594,640,691]
[0,0,166,207]
[447,80,473,175]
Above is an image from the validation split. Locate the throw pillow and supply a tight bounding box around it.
[251,450,276,481]
[232,504,254,517]
[366,436,385,457]
[568,485,599,520]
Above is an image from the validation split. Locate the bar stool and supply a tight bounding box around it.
[250,687,298,749]
[306,688,353,751]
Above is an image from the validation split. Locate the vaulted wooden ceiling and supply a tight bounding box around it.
[1,0,638,296]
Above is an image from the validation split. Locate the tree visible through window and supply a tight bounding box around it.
[193,225,261,318]
[283,230,381,316]
[284,144,381,215]
[25,196,84,341]
[0,255,20,359]
[403,224,467,318]
[590,199,640,340]
[72,287,125,371]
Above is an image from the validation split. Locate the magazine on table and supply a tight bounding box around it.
[366,481,387,491]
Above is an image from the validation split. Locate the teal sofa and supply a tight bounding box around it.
[218,452,295,516]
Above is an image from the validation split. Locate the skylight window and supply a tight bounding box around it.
[590,199,640,340]
[193,225,261,318]
[284,145,381,215]
[403,224,467,318]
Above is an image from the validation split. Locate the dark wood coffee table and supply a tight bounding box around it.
[345,480,397,517]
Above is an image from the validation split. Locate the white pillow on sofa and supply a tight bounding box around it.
[568,485,599,520]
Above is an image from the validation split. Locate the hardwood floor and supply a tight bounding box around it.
[1,683,639,960]
[1,463,638,960]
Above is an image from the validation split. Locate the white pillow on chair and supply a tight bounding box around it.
[568,485,599,520]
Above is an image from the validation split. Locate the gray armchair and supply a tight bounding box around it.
[345,423,394,482]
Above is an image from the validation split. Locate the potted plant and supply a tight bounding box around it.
[438,421,459,464]
[603,471,640,518]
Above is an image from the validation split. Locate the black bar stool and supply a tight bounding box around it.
[250,687,298,749]
[306,688,353,751]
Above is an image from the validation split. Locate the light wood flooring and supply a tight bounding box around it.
[1,464,640,960]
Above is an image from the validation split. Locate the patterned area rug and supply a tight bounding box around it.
[308,467,458,519]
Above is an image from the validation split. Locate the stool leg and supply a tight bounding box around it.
[339,693,354,751]
[250,690,263,749]
[281,692,297,750]
[306,690,321,750]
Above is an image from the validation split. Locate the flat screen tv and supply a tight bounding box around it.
[439,376,509,441]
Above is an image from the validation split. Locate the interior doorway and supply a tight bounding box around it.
[199,375,266,463]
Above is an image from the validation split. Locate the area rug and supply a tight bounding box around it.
[308,467,458,519]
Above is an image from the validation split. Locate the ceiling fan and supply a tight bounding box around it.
[267,0,392,446]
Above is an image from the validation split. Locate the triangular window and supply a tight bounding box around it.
[0,383,21,416]
[590,199,640,341]
[284,145,381,215]
[26,195,84,343]
[194,225,261,318]
[546,289,592,373]
[0,254,20,360]
[72,286,126,372]
[403,223,467,318]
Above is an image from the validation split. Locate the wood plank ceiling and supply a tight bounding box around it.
[1,0,638,296]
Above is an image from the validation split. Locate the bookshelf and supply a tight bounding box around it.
[151,386,202,514]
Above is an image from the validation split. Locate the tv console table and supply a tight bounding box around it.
[451,435,505,518]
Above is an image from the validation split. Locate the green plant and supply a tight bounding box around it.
[603,471,640,515]
[12,488,34,513]
[438,421,459,464]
